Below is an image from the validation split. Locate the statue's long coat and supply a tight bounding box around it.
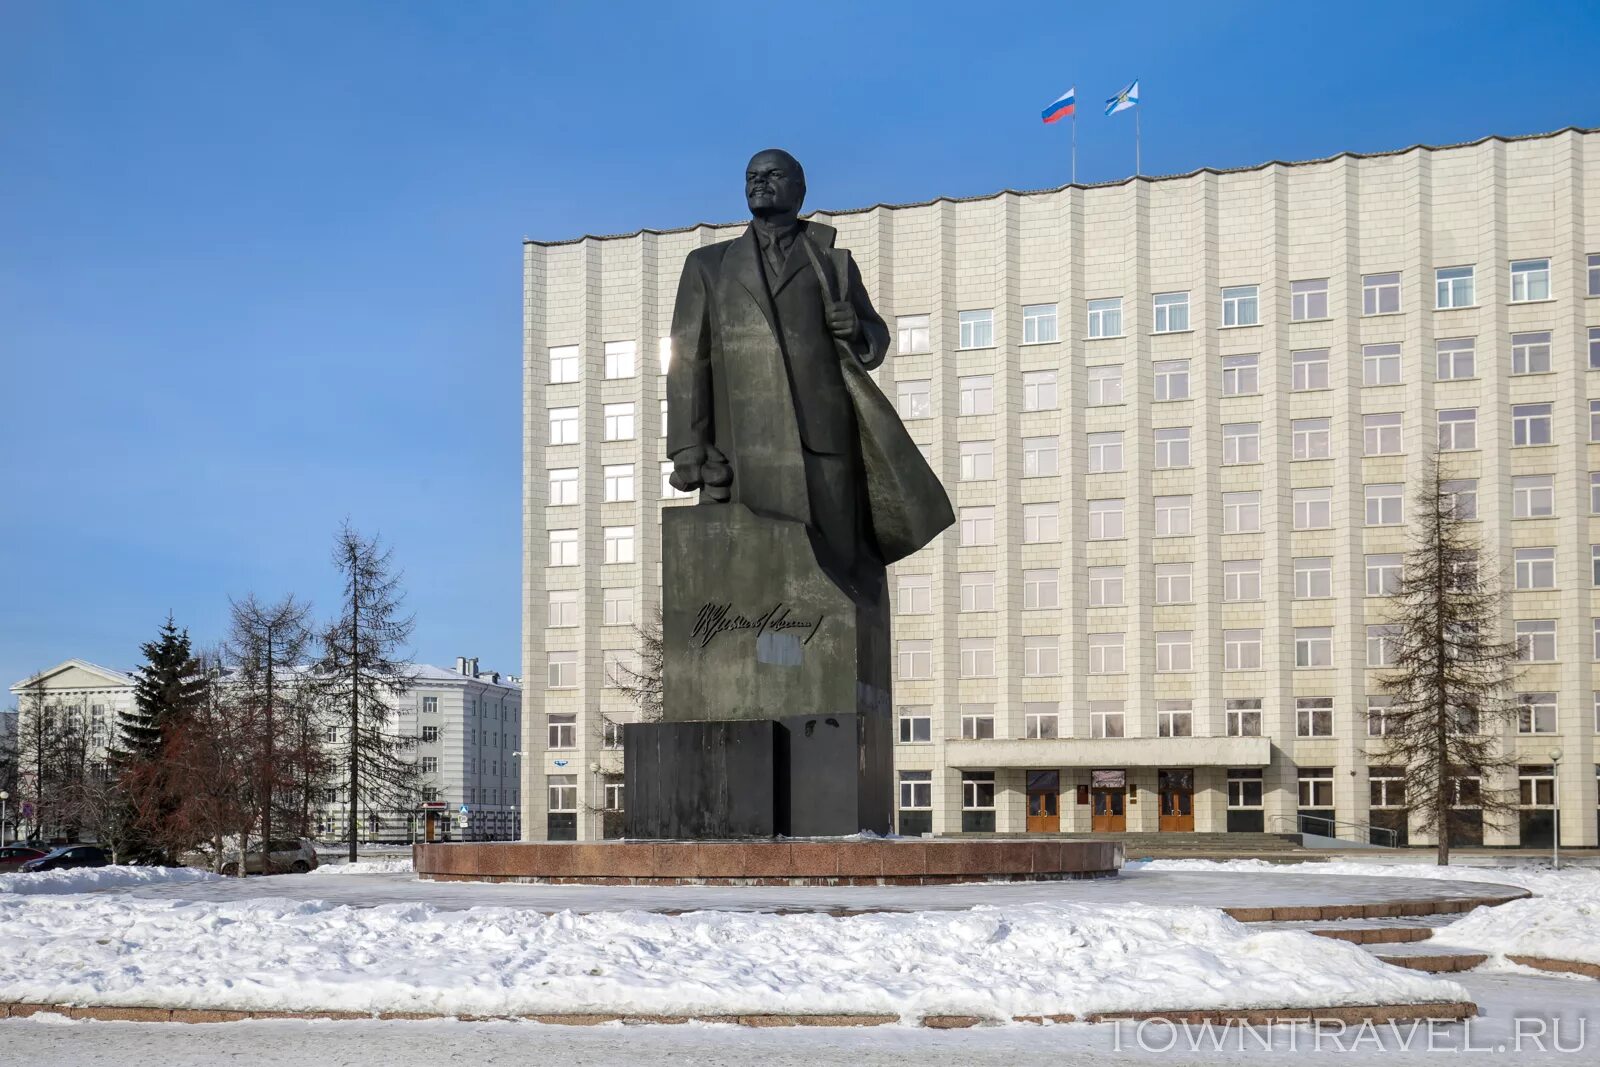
[666,220,952,566]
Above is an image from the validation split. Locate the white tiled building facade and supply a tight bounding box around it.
[522,127,1600,848]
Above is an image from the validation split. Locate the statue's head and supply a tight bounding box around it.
[746,149,805,219]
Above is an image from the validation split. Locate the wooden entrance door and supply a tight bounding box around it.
[1158,769,1195,832]
[1026,770,1060,833]
[1090,786,1126,831]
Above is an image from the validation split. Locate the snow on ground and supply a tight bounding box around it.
[0,893,1463,1021]
[306,857,413,875]
[0,866,221,897]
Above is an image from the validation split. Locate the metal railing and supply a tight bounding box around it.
[1269,813,1399,848]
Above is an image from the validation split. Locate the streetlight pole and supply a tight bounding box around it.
[0,790,8,847]
[1549,749,1562,870]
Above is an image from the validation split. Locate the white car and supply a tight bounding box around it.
[184,838,320,875]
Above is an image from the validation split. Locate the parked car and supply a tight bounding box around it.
[183,838,319,875]
[19,845,111,873]
[0,846,49,873]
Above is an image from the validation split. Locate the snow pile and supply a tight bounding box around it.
[307,858,413,876]
[0,896,1463,1020]
[0,866,222,897]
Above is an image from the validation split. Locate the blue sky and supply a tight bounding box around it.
[2,0,1597,692]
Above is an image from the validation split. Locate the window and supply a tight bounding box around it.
[1022,303,1058,344]
[1519,765,1557,807]
[548,344,581,384]
[1222,354,1258,396]
[1365,483,1402,526]
[1229,768,1265,808]
[1223,559,1261,601]
[1296,698,1334,737]
[960,704,995,740]
[1590,253,1600,297]
[1157,700,1193,737]
[1362,343,1402,386]
[603,402,635,441]
[1023,635,1059,676]
[1023,502,1059,543]
[602,525,635,564]
[1023,569,1059,609]
[1024,703,1060,739]
[547,588,578,627]
[546,649,577,689]
[1087,297,1123,338]
[1087,432,1124,472]
[1087,365,1122,405]
[1153,291,1190,333]
[1023,370,1058,411]
[1363,272,1401,315]
[1366,696,1394,737]
[1593,546,1600,588]
[603,463,634,502]
[1592,327,1600,370]
[1591,400,1600,443]
[1223,491,1261,533]
[1364,413,1403,456]
[1511,331,1553,375]
[1154,495,1192,536]
[1154,562,1192,604]
[1593,473,1600,515]
[660,399,669,436]
[1366,624,1401,667]
[1366,554,1403,596]
[1291,348,1330,391]
[897,573,931,614]
[1370,766,1405,807]
[1291,278,1329,321]
[547,775,577,813]
[958,375,993,415]
[1226,698,1262,736]
[959,440,994,481]
[420,725,439,743]
[1436,337,1476,380]
[548,529,578,567]
[662,460,690,499]
[1512,475,1554,518]
[1515,547,1556,590]
[959,505,995,545]
[1089,701,1125,738]
[958,309,993,349]
[1295,486,1333,529]
[959,638,995,677]
[898,707,932,744]
[603,339,635,379]
[1155,630,1192,672]
[1153,360,1190,401]
[963,772,996,810]
[1436,266,1475,308]
[1443,479,1478,520]
[897,379,931,419]
[1510,258,1551,302]
[1515,620,1557,662]
[1224,628,1263,670]
[1153,427,1190,469]
[1088,632,1124,674]
[959,570,995,612]
[1513,403,1553,446]
[420,756,438,774]
[1088,566,1124,607]
[1222,284,1259,326]
[897,639,932,679]
[1294,556,1333,599]
[896,314,930,354]
[1517,693,1558,734]
[422,696,438,714]
[1438,408,1477,451]
[899,770,932,809]
[1223,422,1260,465]
[549,406,580,445]
[547,713,577,749]
[1023,436,1059,477]
[1299,767,1335,806]
[1292,417,1331,460]
[1296,627,1334,668]
[548,467,579,506]
[1089,498,1124,539]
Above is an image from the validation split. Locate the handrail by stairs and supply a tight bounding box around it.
[1269,813,1399,848]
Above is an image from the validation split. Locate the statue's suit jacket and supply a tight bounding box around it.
[668,220,953,566]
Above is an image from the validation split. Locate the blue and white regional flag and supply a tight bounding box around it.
[1105,79,1139,116]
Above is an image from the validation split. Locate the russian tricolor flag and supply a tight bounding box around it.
[1041,88,1075,125]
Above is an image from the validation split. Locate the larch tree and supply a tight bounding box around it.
[1376,450,1520,865]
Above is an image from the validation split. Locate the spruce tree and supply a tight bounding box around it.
[121,615,206,764]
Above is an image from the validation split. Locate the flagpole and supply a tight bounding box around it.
[1071,111,1078,185]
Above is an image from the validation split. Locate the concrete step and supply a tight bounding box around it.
[1372,949,1489,973]
[1311,926,1435,945]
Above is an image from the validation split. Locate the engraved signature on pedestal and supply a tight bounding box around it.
[690,602,825,649]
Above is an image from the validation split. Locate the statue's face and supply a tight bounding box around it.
[746,151,804,217]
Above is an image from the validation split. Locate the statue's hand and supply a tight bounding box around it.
[670,445,732,502]
[826,300,857,341]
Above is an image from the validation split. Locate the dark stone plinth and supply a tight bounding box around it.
[624,720,778,839]
[779,713,890,837]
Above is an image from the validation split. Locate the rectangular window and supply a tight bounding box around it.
[1157,700,1194,737]
[1087,633,1124,674]
[1590,253,1600,297]
[1087,297,1123,338]
[1438,408,1477,451]
[1023,569,1059,609]
[963,772,997,810]
[1023,635,1059,676]
[1087,432,1124,473]
[1088,566,1124,607]
[1443,478,1478,520]
[548,467,579,506]
[1363,272,1401,315]
[896,573,931,615]
[1296,698,1334,737]
[896,379,931,419]
[1224,628,1262,670]
[547,713,577,749]
[897,639,933,679]
[959,638,995,678]
[1370,765,1405,806]
[1087,365,1122,405]
[603,339,636,379]
[1510,258,1551,302]
[896,314,930,354]
[1591,400,1600,443]
[1515,620,1557,662]
[1516,693,1558,734]
[1291,348,1330,391]
[1155,630,1192,672]
[1362,343,1402,386]
[548,344,581,384]
[1515,547,1556,590]
[603,402,635,441]
[1365,483,1403,526]
[958,570,995,612]
[603,463,634,502]
[420,725,439,744]
[422,696,438,714]
[1512,331,1553,375]
[548,529,578,567]
[1512,474,1554,518]
[660,398,669,437]
[1296,627,1334,668]
[547,588,578,627]
[1435,266,1475,309]
[897,707,932,744]
[1436,337,1476,380]
[958,374,993,415]
[1591,327,1600,370]
[959,440,994,481]
[1223,491,1261,533]
[1024,703,1060,740]
[1222,284,1260,326]
[1223,422,1260,465]
[1154,495,1192,537]
[1229,768,1265,808]
[1153,426,1190,469]
[420,756,438,774]
[960,704,996,740]
[1153,291,1190,333]
[547,775,578,814]
[1088,701,1125,738]
[603,588,634,627]
[549,406,580,445]
[602,525,635,564]
[1299,767,1335,806]
[1593,546,1600,588]
[1023,502,1059,543]
[1022,303,1058,344]
[1294,556,1333,599]
[959,505,995,545]
[1366,553,1403,596]
[1366,624,1401,667]
[1518,765,1556,807]
[1088,498,1124,539]
[958,309,993,349]
[1364,412,1403,456]
[1223,559,1262,601]
[1154,562,1192,605]
[546,649,577,689]
[1153,359,1190,401]
[1226,698,1263,736]
[1023,370,1058,411]
[898,770,932,808]
[1222,353,1259,396]
[1367,696,1394,738]
[1295,486,1333,530]
[1023,436,1060,477]
[1292,417,1331,460]
[1291,278,1329,321]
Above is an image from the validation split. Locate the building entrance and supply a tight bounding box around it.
[1090,769,1126,832]
[1158,768,1195,832]
[1025,770,1060,832]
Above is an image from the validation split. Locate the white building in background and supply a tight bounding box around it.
[522,126,1600,848]
[8,657,521,842]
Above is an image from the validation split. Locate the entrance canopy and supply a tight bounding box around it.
[945,736,1271,770]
